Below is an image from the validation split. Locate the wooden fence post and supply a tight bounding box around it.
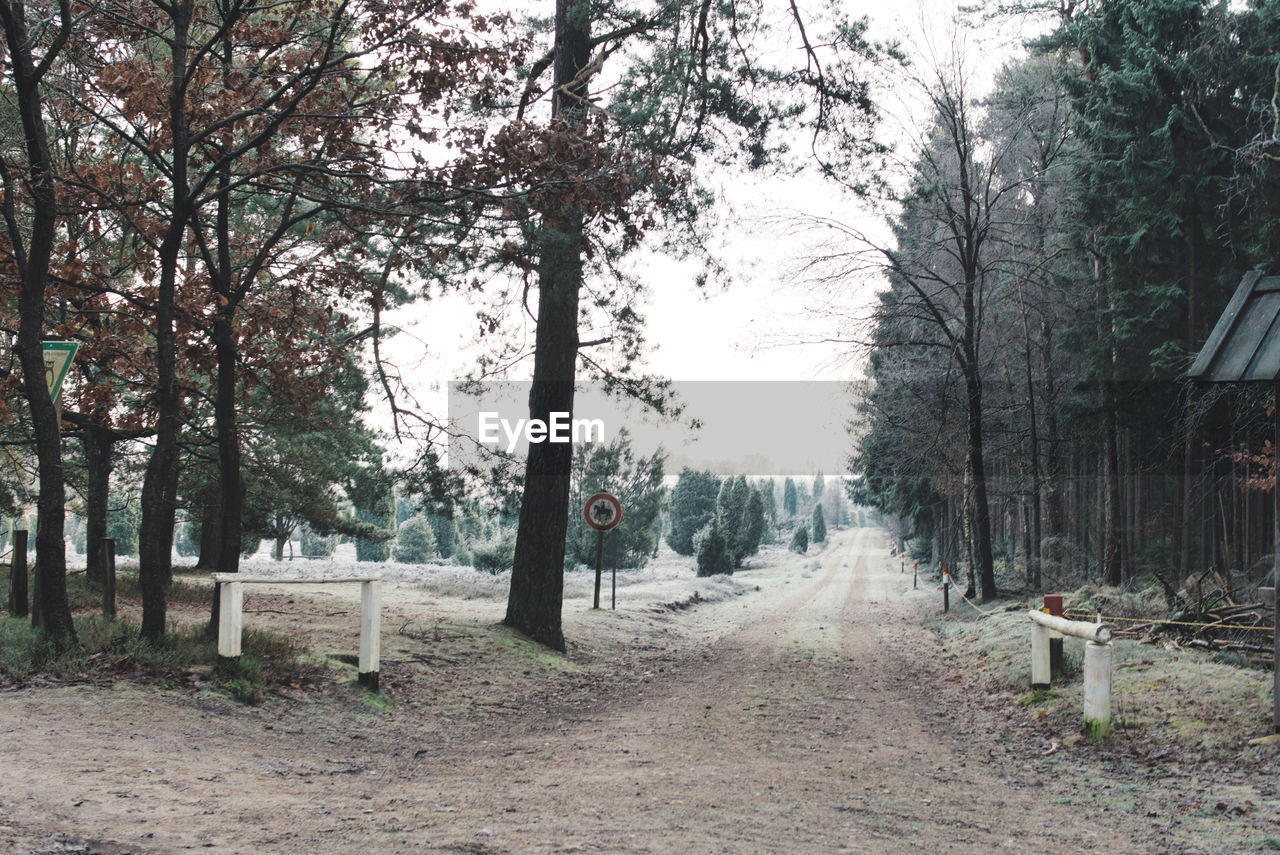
[1031,621,1050,689]
[1083,640,1113,737]
[358,579,381,691]
[8,529,27,618]
[1044,594,1065,679]
[217,581,244,658]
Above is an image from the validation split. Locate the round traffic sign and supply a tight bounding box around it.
[583,492,622,531]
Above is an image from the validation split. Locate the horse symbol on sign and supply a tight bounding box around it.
[583,492,622,531]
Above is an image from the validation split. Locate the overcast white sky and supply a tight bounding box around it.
[381,1,1035,469]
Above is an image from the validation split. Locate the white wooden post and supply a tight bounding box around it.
[358,579,382,691]
[1031,621,1050,689]
[217,581,243,658]
[1028,610,1114,737]
[1083,640,1113,736]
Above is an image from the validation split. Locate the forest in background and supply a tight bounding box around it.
[847,0,1280,606]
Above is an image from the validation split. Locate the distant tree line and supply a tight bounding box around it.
[844,0,1280,600]
[666,470,838,573]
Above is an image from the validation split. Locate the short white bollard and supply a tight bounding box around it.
[1083,640,1113,737]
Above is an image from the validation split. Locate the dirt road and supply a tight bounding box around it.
[1,529,1156,854]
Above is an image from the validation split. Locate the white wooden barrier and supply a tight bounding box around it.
[213,574,382,691]
[1028,610,1114,736]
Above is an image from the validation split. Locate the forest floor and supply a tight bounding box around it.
[2,527,1279,854]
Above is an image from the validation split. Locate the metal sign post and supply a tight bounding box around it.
[611,528,619,611]
[583,492,622,611]
[594,529,605,609]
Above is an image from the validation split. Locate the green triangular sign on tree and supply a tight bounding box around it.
[42,340,79,399]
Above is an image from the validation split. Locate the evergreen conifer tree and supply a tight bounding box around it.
[789,524,809,554]
[667,469,722,556]
[428,514,460,560]
[812,504,827,544]
[739,489,767,563]
[393,516,438,564]
[695,521,732,576]
[354,491,394,562]
[759,479,778,540]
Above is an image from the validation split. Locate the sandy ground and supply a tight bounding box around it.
[0,528,1229,853]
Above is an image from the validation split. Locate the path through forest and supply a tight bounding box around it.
[1,530,1171,853]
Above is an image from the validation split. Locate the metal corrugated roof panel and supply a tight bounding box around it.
[1188,271,1280,384]
[1244,295,1280,381]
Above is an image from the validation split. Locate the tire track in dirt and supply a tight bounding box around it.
[368,529,1157,855]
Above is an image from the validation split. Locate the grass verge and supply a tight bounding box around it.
[0,612,328,705]
[920,588,1275,759]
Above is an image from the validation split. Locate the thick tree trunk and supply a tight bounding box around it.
[138,215,184,640]
[961,334,996,600]
[962,473,977,599]
[931,501,944,571]
[205,310,243,635]
[1040,319,1064,543]
[195,487,222,569]
[1180,208,1199,579]
[1021,495,1032,588]
[138,0,192,642]
[505,209,584,651]
[1177,387,1194,578]
[504,0,590,652]
[1019,296,1043,591]
[504,286,578,633]
[1102,401,1124,586]
[83,426,112,585]
[211,81,243,579]
[1,0,75,647]
[138,350,180,640]
[20,345,71,641]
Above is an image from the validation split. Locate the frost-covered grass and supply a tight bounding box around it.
[921,591,1276,758]
[66,537,763,606]
[144,540,715,603]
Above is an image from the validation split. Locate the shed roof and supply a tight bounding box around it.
[1188,271,1280,384]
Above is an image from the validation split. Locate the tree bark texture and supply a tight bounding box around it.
[1102,401,1124,586]
[82,426,112,585]
[213,313,243,574]
[196,488,223,570]
[963,335,997,601]
[212,72,243,581]
[138,0,193,641]
[0,0,75,646]
[504,0,591,651]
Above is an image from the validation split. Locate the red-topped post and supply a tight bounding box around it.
[1044,594,1064,679]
